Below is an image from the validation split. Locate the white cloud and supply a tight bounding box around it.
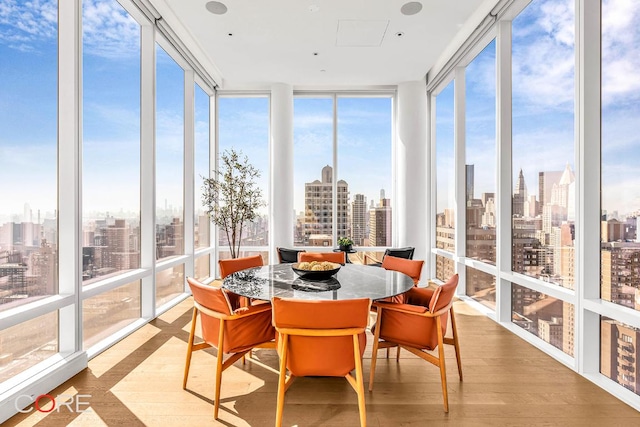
[82,0,140,59]
[602,0,640,105]
[0,0,57,50]
[512,0,575,110]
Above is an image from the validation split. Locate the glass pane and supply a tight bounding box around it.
[0,312,58,383]
[156,264,184,307]
[194,255,210,282]
[601,0,640,309]
[0,1,58,310]
[466,40,497,265]
[435,255,455,283]
[511,0,575,288]
[216,97,269,251]
[512,284,573,356]
[82,0,141,284]
[194,84,210,249]
[156,45,184,261]
[601,317,640,395]
[83,281,141,349]
[435,81,456,263]
[337,97,392,248]
[293,98,334,247]
[466,267,495,310]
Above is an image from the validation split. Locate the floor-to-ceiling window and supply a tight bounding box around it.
[81,0,142,349]
[0,0,59,384]
[337,97,392,264]
[510,0,575,355]
[1,1,214,421]
[216,96,270,264]
[465,39,497,310]
[434,81,456,281]
[293,97,334,248]
[600,0,640,395]
[293,94,394,262]
[155,43,185,307]
[194,83,211,280]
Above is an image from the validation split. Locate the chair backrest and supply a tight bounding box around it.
[187,277,274,354]
[272,297,370,377]
[187,277,234,315]
[429,273,459,315]
[298,251,346,265]
[277,247,306,263]
[383,247,415,261]
[381,255,424,285]
[219,254,263,278]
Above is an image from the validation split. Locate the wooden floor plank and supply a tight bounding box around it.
[5,298,640,426]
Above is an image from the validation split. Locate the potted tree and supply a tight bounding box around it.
[337,236,354,252]
[202,148,264,259]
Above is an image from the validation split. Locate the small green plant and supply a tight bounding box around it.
[337,236,354,247]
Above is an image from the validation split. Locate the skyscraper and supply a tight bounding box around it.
[513,168,528,217]
[369,194,391,246]
[352,194,367,246]
[303,165,349,245]
[466,164,474,201]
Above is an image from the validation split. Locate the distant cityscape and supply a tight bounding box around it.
[2,162,640,392]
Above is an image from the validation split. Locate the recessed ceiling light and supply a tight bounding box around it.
[309,4,320,13]
[400,2,422,16]
[205,1,228,15]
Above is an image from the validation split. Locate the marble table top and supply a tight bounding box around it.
[222,263,415,301]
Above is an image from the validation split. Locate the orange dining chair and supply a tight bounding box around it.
[376,256,426,358]
[297,251,346,264]
[369,274,462,413]
[271,297,371,427]
[219,254,264,278]
[184,277,276,419]
[219,254,264,307]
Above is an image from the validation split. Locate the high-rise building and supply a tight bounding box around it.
[513,169,527,217]
[369,195,391,246]
[352,194,367,246]
[601,319,640,393]
[466,164,474,201]
[538,170,563,211]
[303,165,349,244]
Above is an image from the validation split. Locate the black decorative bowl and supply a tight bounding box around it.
[291,262,341,281]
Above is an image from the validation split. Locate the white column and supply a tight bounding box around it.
[397,80,428,265]
[270,83,294,260]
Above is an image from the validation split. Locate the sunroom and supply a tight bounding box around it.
[2,0,640,425]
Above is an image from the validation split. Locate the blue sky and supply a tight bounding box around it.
[1,0,640,223]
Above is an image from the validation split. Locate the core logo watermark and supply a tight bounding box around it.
[15,394,92,414]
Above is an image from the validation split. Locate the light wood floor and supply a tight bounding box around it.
[7,298,640,426]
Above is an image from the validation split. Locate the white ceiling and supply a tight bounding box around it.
[152,0,495,89]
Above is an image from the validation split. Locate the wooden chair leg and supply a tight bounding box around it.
[352,334,367,427]
[396,346,401,361]
[450,306,463,381]
[369,308,383,392]
[214,319,225,419]
[436,317,449,413]
[275,334,289,427]
[183,309,198,389]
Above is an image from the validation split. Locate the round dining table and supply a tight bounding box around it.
[222,263,415,301]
